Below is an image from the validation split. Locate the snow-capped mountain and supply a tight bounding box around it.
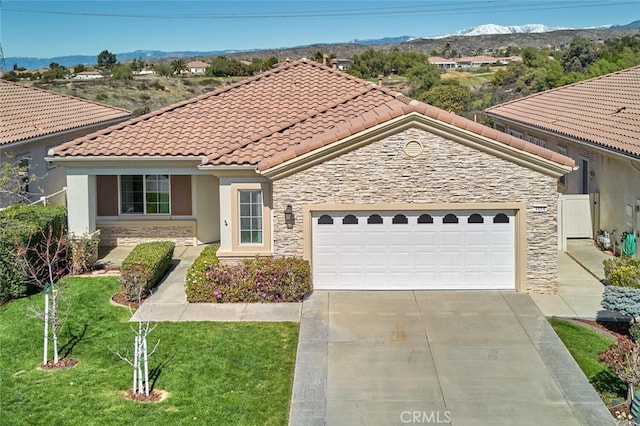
[447,23,568,37]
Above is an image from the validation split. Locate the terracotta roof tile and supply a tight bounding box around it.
[53,58,574,170]
[0,80,131,146]
[486,65,640,157]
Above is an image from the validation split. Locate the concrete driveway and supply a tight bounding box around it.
[289,291,613,426]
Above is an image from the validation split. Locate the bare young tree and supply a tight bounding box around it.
[111,320,160,397]
[110,267,159,397]
[16,225,69,366]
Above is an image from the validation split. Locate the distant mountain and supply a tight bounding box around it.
[348,36,414,46]
[6,20,639,70]
[6,49,243,70]
[610,20,640,29]
[445,23,568,37]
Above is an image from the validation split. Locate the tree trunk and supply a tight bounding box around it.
[629,383,635,407]
[143,336,149,396]
[52,286,59,364]
[133,335,139,394]
[43,291,49,365]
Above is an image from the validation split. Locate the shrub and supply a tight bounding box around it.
[599,337,640,405]
[0,205,67,302]
[186,255,310,303]
[604,257,640,288]
[185,244,219,297]
[119,241,175,301]
[630,323,640,343]
[602,286,640,318]
[68,232,100,274]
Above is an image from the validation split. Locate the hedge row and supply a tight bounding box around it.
[186,252,311,303]
[0,205,67,302]
[120,241,175,301]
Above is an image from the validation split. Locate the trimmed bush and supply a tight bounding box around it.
[119,241,175,301]
[185,244,220,294]
[186,255,310,303]
[0,205,67,302]
[603,257,640,288]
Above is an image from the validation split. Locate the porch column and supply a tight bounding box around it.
[218,179,232,252]
[66,174,96,235]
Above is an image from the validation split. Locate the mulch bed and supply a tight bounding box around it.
[111,289,146,309]
[121,389,167,403]
[576,319,631,340]
[39,358,79,370]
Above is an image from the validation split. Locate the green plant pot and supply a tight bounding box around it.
[631,388,640,419]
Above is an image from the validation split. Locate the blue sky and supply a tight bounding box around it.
[2,1,639,58]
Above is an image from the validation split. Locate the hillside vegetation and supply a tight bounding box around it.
[25,76,238,115]
[8,31,640,122]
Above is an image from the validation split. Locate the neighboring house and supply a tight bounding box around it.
[455,55,498,68]
[73,71,104,80]
[486,65,640,255]
[186,61,209,75]
[0,80,132,207]
[429,56,522,70]
[428,56,458,70]
[51,59,574,293]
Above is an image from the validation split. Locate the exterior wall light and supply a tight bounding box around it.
[284,204,295,229]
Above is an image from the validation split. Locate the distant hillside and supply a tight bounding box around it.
[611,20,640,29]
[6,26,639,70]
[226,28,640,61]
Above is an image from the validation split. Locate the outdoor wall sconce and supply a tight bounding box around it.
[284,204,295,229]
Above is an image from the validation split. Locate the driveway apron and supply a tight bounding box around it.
[289,291,613,426]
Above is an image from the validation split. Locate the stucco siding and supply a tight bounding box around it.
[272,127,559,293]
[599,155,640,256]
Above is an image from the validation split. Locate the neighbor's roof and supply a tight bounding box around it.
[0,80,132,146]
[53,58,574,170]
[486,65,640,158]
[186,61,209,68]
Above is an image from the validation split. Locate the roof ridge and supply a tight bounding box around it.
[487,64,640,111]
[205,84,379,163]
[0,79,132,114]
[257,96,575,171]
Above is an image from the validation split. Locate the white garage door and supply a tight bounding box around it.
[312,210,515,290]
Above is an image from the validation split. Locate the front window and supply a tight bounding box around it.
[120,174,170,214]
[239,190,263,244]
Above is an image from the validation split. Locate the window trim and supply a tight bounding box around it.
[230,182,271,253]
[238,189,264,245]
[119,174,171,215]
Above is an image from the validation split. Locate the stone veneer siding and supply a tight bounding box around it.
[97,221,197,246]
[272,127,559,294]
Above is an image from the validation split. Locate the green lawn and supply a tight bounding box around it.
[0,277,298,425]
[550,318,627,405]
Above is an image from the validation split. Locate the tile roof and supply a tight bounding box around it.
[187,61,210,68]
[0,80,131,146]
[53,59,574,170]
[486,65,640,158]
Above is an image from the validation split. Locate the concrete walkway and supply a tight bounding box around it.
[531,239,622,320]
[289,291,614,426]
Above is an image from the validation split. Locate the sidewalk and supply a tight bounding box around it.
[128,245,301,323]
[531,239,624,320]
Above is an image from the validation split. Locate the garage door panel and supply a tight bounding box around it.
[365,253,388,266]
[312,210,515,290]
